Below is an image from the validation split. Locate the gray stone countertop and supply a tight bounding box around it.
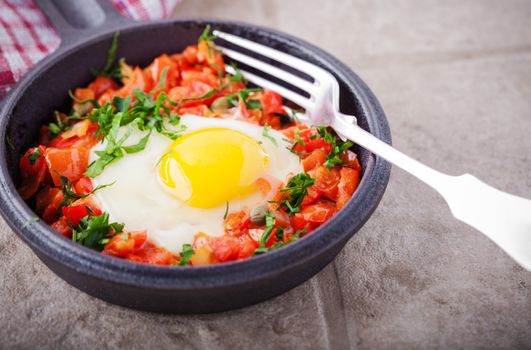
[1,0,530,349]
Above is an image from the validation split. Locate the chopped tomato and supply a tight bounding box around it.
[70,197,102,216]
[304,138,333,155]
[117,67,152,95]
[74,88,95,101]
[45,146,90,186]
[336,167,360,209]
[260,90,285,126]
[147,54,179,92]
[197,40,225,72]
[73,176,93,196]
[49,123,99,149]
[87,76,119,98]
[62,205,89,226]
[340,150,361,170]
[180,45,200,66]
[50,216,72,238]
[19,146,48,200]
[192,232,210,250]
[20,146,46,177]
[209,236,240,262]
[126,241,177,265]
[60,120,92,140]
[313,166,340,200]
[261,90,283,115]
[291,202,336,232]
[301,186,321,206]
[302,149,326,171]
[35,186,64,223]
[103,231,147,258]
[238,236,258,259]
[224,210,250,237]
[177,104,212,116]
[281,124,310,139]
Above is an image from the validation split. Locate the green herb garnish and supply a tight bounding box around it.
[272,173,315,215]
[258,211,276,248]
[254,227,308,255]
[230,63,244,83]
[181,89,215,103]
[225,88,262,110]
[289,127,306,156]
[91,32,122,79]
[22,216,39,228]
[57,176,113,216]
[71,212,124,251]
[27,148,42,165]
[48,111,70,138]
[198,24,218,44]
[315,126,353,169]
[68,89,100,109]
[178,244,195,266]
[223,202,230,220]
[262,125,278,146]
[85,89,186,177]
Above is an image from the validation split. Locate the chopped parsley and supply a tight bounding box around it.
[289,127,306,156]
[262,125,277,145]
[58,176,113,212]
[254,227,308,255]
[198,24,217,43]
[85,89,186,177]
[223,202,230,219]
[27,148,42,164]
[178,244,195,266]
[71,212,124,251]
[230,63,244,83]
[315,126,353,169]
[272,173,315,215]
[225,88,262,110]
[181,89,215,103]
[22,216,39,228]
[258,211,276,248]
[48,111,70,138]
[68,89,100,109]
[91,32,122,79]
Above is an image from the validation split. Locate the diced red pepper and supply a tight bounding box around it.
[62,205,89,226]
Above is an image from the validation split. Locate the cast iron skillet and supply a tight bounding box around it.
[0,0,391,313]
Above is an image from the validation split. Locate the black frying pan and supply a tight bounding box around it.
[0,0,391,313]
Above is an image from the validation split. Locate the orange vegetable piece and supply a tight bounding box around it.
[336,167,360,209]
[45,146,90,186]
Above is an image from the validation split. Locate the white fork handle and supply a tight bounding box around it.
[333,116,531,271]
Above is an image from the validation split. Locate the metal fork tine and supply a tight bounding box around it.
[213,30,327,82]
[225,65,312,110]
[217,46,317,95]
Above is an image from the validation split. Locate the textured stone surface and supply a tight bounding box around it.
[1,0,531,349]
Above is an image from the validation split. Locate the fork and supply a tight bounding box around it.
[213,30,531,271]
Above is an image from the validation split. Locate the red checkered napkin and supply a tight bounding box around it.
[0,0,181,98]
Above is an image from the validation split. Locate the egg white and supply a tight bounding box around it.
[90,115,302,254]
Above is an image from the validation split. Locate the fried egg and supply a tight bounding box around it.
[91,115,302,254]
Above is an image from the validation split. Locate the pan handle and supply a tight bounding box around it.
[34,0,131,47]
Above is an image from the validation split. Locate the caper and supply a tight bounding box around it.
[250,204,268,226]
[211,96,229,113]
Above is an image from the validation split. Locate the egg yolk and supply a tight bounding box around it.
[159,128,269,208]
